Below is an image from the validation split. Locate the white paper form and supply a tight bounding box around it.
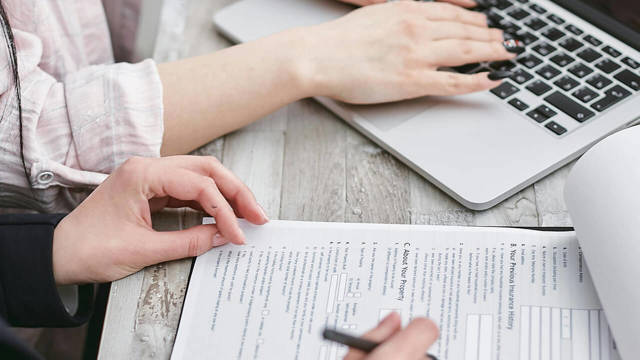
[171,220,621,360]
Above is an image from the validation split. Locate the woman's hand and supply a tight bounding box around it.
[343,312,439,360]
[52,156,268,285]
[294,1,517,104]
[340,0,476,8]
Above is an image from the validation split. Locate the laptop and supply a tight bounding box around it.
[213,0,640,210]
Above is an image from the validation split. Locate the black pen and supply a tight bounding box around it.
[322,328,438,360]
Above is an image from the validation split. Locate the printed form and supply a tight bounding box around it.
[171,221,621,360]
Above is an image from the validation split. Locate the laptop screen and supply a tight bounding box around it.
[552,0,640,50]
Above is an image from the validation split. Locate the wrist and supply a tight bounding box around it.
[52,216,80,285]
[274,26,328,99]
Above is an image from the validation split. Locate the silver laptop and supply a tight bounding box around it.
[214,0,640,210]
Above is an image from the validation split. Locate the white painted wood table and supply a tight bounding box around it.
[98,0,573,358]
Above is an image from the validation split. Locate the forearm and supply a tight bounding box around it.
[158,29,313,155]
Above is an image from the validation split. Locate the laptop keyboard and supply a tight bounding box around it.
[456,0,640,136]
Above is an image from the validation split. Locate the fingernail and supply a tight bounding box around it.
[235,232,246,245]
[380,311,401,327]
[212,232,227,247]
[465,0,477,6]
[488,70,514,80]
[258,204,269,222]
[381,312,396,323]
[503,39,526,54]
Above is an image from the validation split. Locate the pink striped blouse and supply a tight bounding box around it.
[0,0,163,212]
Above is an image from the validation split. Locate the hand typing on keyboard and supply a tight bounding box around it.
[299,1,518,104]
[312,0,637,137]
[458,0,639,137]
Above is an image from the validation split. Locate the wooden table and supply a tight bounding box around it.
[98,0,573,358]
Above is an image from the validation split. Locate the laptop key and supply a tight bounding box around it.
[547,14,564,25]
[518,54,543,69]
[614,69,640,91]
[508,98,529,111]
[526,80,552,95]
[621,57,639,69]
[519,32,539,45]
[554,76,580,91]
[572,87,599,103]
[510,68,534,84]
[495,0,512,10]
[591,85,631,112]
[545,121,567,135]
[542,28,565,41]
[499,21,521,34]
[583,35,602,47]
[550,53,575,67]
[525,18,547,31]
[568,63,593,78]
[559,37,583,52]
[508,8,530,20]
[595,58,621,74]
[526,109,547,123]
[602,45,621,58]
[565,24,583,35]
[544,91,595,122]
[586,73,612,90]
[490,81,520,99]
[536,64,561,80]
[577,48,602,63]
[535,104,557,118]
[533,42,557,56]
[529,3,546,14]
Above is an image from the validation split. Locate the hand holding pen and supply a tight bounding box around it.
[323,312,440,360]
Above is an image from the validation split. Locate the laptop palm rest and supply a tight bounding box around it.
[343,94,491,133]
[341,97,437,132]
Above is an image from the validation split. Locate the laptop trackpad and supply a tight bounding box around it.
[342,97,439,132]
[344,95,491,132]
